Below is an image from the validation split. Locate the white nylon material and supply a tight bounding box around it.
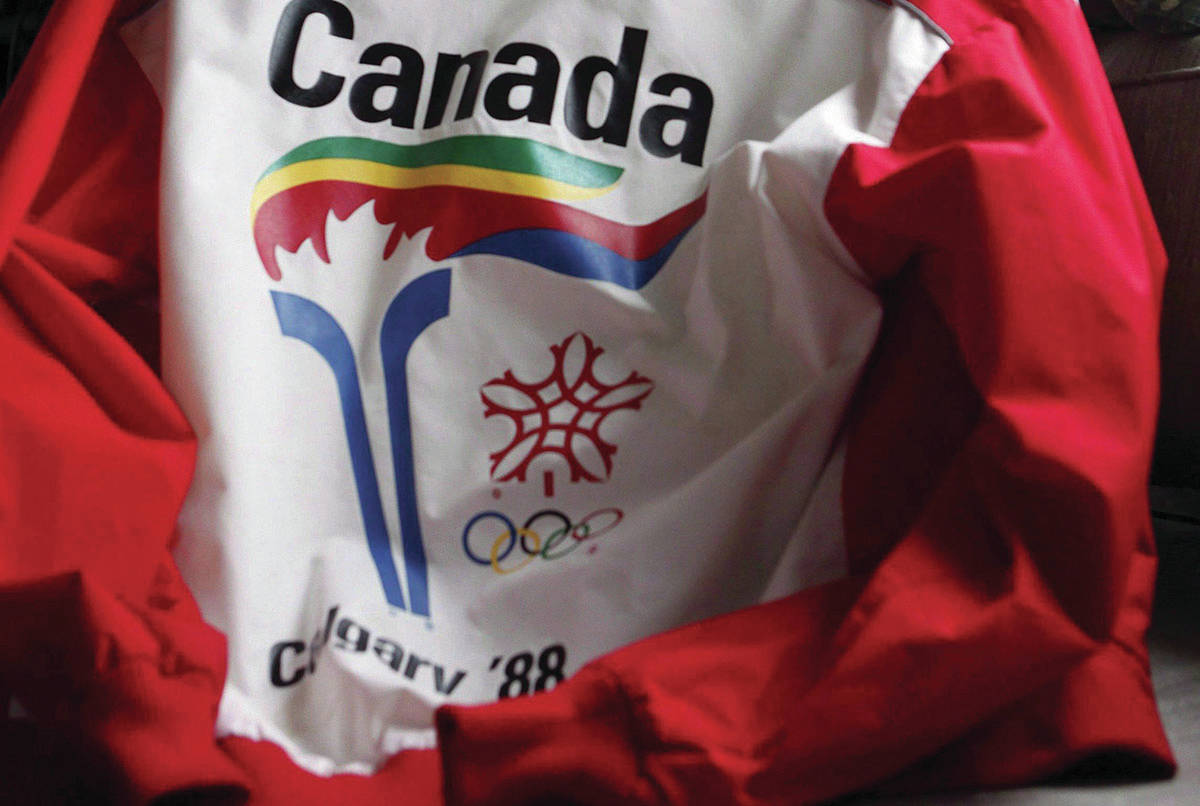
[123,0,949,774]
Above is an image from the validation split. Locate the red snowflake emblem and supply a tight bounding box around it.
[481,333,654,483]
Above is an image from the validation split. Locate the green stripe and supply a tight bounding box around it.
[259,135,623,189]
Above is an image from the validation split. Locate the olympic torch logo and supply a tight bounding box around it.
[251,134,702,620]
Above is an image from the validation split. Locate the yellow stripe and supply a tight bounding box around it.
[250,158,615,220]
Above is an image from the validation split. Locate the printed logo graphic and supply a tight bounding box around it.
[481,332,653,484]
[461,507,625,576]
[251,134,706,286]
[251,134,704,620]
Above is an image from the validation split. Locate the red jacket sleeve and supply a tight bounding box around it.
[433,1,1174,803]
[0,1,256,801]
[0,1,1173,805]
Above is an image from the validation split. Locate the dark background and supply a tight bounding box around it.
[1,0,52,96]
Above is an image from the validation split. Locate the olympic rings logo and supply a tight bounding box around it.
[462,508,624,574]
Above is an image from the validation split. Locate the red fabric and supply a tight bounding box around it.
[0,0,1174,804]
